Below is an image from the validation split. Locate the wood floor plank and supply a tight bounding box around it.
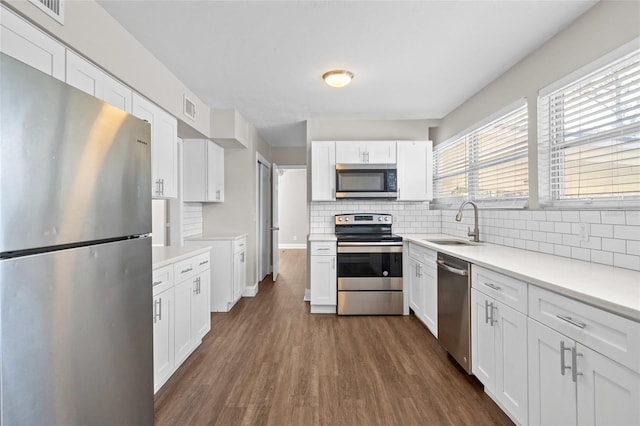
[155,249,513,425]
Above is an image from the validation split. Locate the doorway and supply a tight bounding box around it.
[257,156,271,283]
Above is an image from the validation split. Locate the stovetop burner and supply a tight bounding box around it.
[334,213,402,244]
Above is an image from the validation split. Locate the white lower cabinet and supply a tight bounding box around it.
[152,250,210,393]
[528,286,640,426]
[407,243,437,336]
[309,241,337,313]
[472,289,528,425]
[152,285,174,393]
[185,235,247,312]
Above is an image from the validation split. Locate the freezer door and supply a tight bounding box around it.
[0,53,151,253]
[0,237,153,425]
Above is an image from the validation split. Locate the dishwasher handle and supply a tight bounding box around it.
[436,259,469,276]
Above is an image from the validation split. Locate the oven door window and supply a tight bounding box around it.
[337,251,402,277]
[337,171,385,192]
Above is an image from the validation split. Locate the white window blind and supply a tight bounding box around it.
[434,103,529,206]
[539,49,640,207]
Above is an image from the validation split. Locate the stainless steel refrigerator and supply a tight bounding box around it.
[0,53,154,425]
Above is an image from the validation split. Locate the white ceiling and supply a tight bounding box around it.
[97,0,597,147]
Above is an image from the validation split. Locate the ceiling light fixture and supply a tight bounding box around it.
[322,70,354,88]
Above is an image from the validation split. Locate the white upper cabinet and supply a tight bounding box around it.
[65,50,132,113]
[132,93,178,199]
[311,141,336,201]
[183,139,225,202]
[397,140,433,201]
[0,5,65,80]
[335,140,396,164]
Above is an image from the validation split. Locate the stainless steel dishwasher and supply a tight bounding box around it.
[437,252,472,374]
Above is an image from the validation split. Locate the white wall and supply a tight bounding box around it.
[5,0,211,137]
[278,169,308,248]
[433,1,640,208]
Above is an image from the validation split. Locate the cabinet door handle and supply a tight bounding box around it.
[490,304,498,325]
[216,190,220,200]
[417,264,422,278]
[155,179,162,196]
[484,300,491,324]
[560,341,572,376]
[240,253,245,262]
[484,282,502,291]
[153,280,162,286]
[571,346,583,382]
[556,315,586,329]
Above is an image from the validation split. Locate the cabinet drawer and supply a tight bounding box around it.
[310,241,336,256]
[529,285,640,373]
[472,266,528,314]
[152,265,173,295]
[233,238,246,254]
[174,254,205,282]
[408,243,436,264]
[193,252,211,274]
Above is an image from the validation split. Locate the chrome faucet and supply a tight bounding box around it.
[456,201,480,242]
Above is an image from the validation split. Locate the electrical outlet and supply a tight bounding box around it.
[293,235,297,241]
[578,223,590,241]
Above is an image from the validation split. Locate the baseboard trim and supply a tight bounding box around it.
[278,243,306,249]
[310,304,336,314]
[303,288,311,302]
[243,282,259,297]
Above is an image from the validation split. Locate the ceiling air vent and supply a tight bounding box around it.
[29,0,64,24]
[183,95,196,121]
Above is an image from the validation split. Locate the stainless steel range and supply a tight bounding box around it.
[335,214,403,315]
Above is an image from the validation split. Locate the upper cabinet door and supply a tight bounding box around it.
[311,141,336,201]
[0,6,65,80]
[335,141,396,164]
[397,140,433,201]
[65,50,104,98]
[133,93,178,199]
[102,74,132,113]
[366,141,396,163]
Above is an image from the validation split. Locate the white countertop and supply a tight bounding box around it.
[402,234,640,322]
[185,233,247,241]
[308,233,337,242]
[152,246,211,268]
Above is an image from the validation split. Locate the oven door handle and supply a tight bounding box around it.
[338,245,403,253]
[337,242,403,246]
[436,259,469,276]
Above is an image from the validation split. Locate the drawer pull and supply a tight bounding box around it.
[317,247,330,251]
[560,341,572,376]
[181,267,193,274]
[556,315,586,329]
[199,260,209,266]
[571,346,583,382]
[484,282,502,291]
[153,280,162,286]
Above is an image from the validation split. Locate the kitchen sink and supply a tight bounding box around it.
[423,239,482,246]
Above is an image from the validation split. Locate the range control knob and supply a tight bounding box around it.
[338,217,343,222]
[345,218,350,222]
[385,217,390,222]
[378,217,383,221]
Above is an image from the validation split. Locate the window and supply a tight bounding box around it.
[538,48,640,207]
[433,102,529,206]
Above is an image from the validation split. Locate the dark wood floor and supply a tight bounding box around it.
[154,249,513,425]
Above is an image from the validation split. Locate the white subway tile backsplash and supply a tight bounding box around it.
[591,250,613,266]
[310,204,639,271]
[546,211,563,221]
[601,210,626,224]
[626,211,640,226]
[614,253,640,270]
[579,210,601,224]
[602,238,626,253]
[614,225,640,241]
[591,224,614,238]
[627,240,640,256]
[562,211,581,223]
[571,247,591,262]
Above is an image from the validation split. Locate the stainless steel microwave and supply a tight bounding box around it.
[335,164,398,199]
